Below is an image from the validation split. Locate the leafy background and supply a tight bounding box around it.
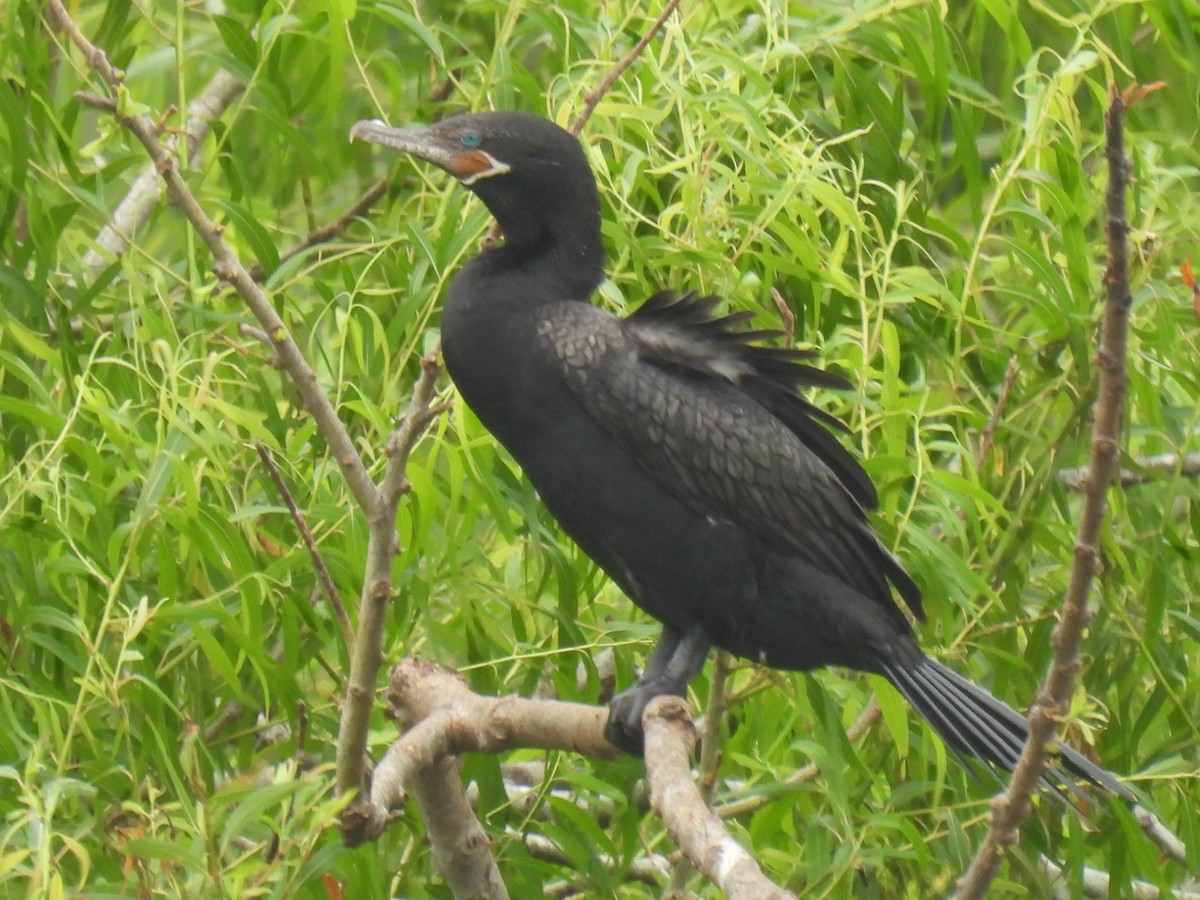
[2,0,1198,896]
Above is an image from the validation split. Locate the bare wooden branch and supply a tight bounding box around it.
[248,177,388,283]
[254,441,354,654]
[412,755,510,900]
[644,696,796,900]
[955,85,1137,900]
[513,829,670,888]
[1039,856,1200,899]
[976,356,1020,471]
[43,1,124,85]
[238,322,274,350]
[716,697,880,820]
[570,0,683,136]
[342,657,615,846]
[337,351,448,806]
[1135,804,1188,865]
[45,0,453,833]
[666,649,730,893]
[81,68,245,278]
[1059,451,1200,490]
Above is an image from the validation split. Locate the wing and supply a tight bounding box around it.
[536,291,923,622]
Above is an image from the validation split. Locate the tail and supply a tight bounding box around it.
[882,655,1135,804]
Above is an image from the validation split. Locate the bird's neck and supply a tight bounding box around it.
[477,211,605,305]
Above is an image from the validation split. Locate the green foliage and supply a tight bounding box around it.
[2,0,1198,896]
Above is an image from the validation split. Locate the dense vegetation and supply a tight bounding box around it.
[2,0,1198,896]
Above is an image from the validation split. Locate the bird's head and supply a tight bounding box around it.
[350,110,602,271]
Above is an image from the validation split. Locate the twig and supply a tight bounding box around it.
[44,1,449,832]
[955,85,1137,900]
[82,69,245,278]
[716,696,880,819]
[644,696,796,900]
[513,829,671,888]
[380,348,446,508]
[481,0,681,248]
[238,322,274,351]
[247,178,388,283]
[976,356,1020,471]
[570,0,683,136]
[337,351,447,806]
[43,2,124,84]
[254,441,354,655]
[1135,804,1188,865]
[1059,450,1200,490]
[770,287,796,349]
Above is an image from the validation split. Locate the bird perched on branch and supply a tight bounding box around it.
[350,110,1132,802]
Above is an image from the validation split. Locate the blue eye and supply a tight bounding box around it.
[460,129,482,148]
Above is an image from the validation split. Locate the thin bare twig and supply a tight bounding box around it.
[254,441,354,654]
[480,0,681,249]
[976,356,1020,471]
[570,0,683,136]
[716,697,880,820]
[238,322,274,350]
[955,85,1137,899]
[248,178,388,283]
[513,829,671,889]
[83,69,245,277]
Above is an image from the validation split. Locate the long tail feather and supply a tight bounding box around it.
[883,656,1135,804]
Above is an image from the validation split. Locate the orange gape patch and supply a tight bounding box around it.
[451,149,497,178]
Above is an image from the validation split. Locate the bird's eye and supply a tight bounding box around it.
[460,129,482,149]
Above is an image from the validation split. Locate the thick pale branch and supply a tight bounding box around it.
[1039,856,1200,899]
[360,660,794,898]
[644,696,796,900]
[1059,451,1200,490]
[342,657,614,875]
[412,755,510,900]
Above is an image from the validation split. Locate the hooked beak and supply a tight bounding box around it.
[349,119,510,185]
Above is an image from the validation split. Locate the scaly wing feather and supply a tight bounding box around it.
[536,292,923,622]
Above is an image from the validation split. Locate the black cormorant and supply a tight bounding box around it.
[350,110,1131,800]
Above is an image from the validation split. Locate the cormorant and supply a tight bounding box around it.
[350,110,1131,800]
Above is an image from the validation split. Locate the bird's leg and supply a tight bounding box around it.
[605,623,711,755]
